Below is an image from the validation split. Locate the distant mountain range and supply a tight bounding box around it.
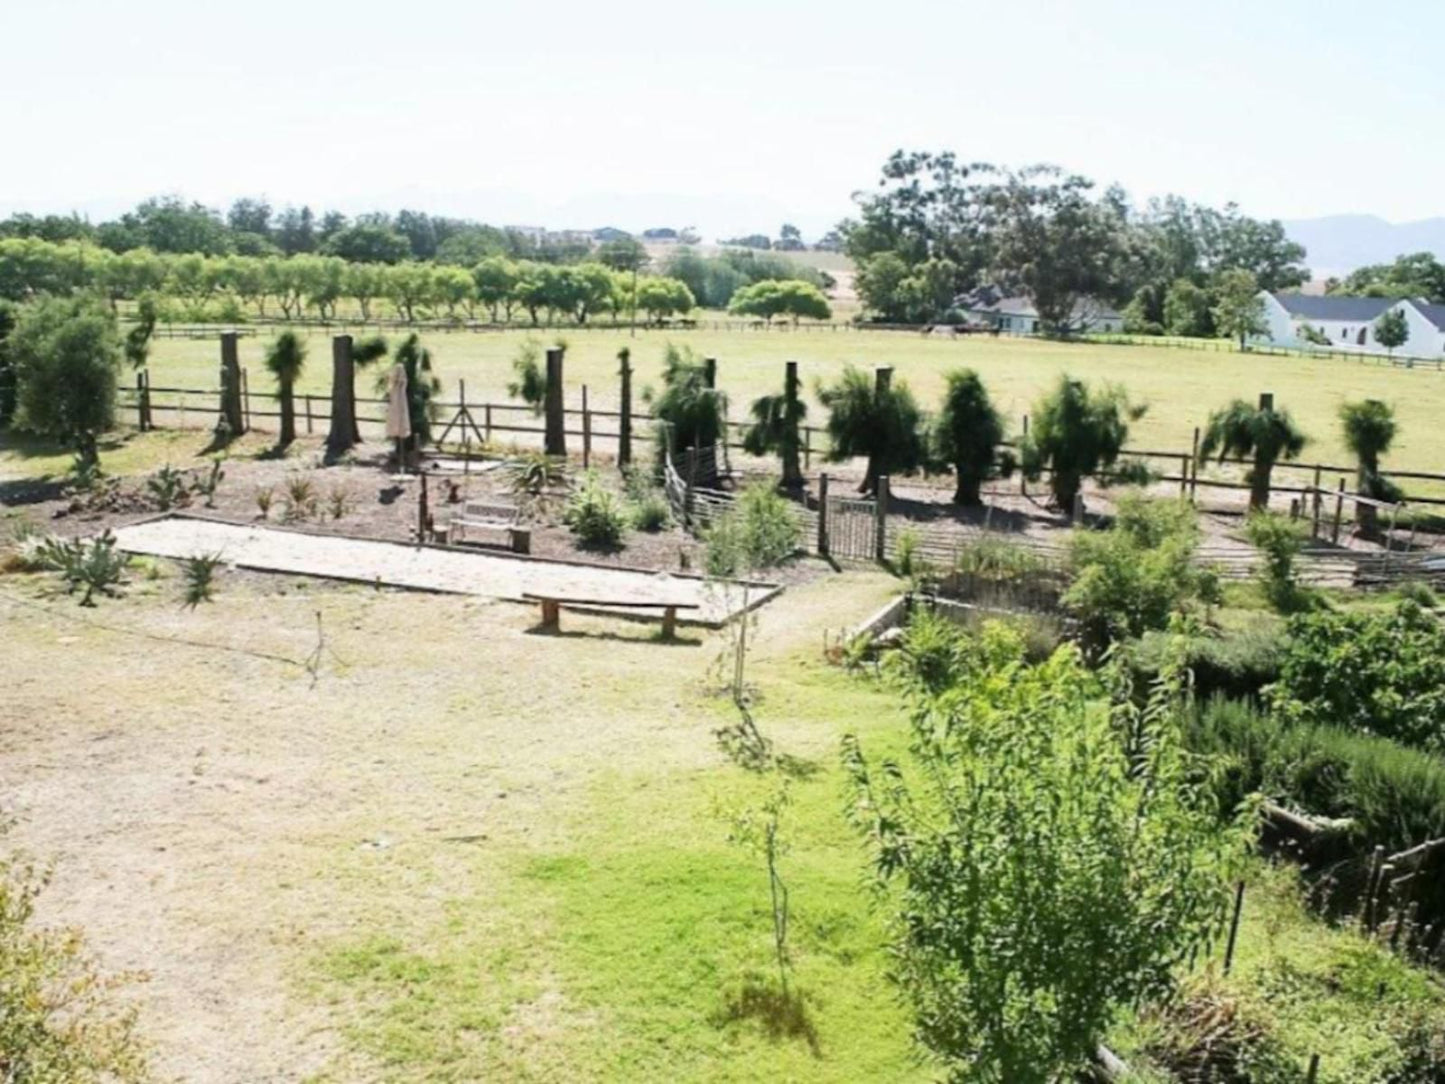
[1282,215,1445,277]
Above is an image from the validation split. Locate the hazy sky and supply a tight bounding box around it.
[5,0,1442,237]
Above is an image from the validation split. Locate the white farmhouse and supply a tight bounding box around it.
[961,294,1124,334]
[1259,292,1445,356]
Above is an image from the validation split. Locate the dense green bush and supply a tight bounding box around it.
[1065,493,1220,654]
[1186,697,1445,853]
[705,484,798,577]
[629,493,672,532]
[1269,602,1445,753]
[1245,510,1311,611]
[1130,626,1284,701]
[563,471,627,549]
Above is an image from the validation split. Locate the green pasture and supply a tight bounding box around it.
[142,324,1445,478]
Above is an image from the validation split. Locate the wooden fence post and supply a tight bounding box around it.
[1190,426,1201,502]
[874,474,890,563]
[581,384,591,468]
[241,367,251,432]
[618,347,633,468]
[218,332,245,437]
[485,402,493,445]
[1021,413,1030,496]
[136,372,148,431]
[817,472,830,556]
[803,425,812,471]
[1306,1054,1320,1084]
[1311,465,1322,538]
[544,347,566,456]
[305,394,313,435]
[1179,453,1189,499]
[703,356,717,389]
[1332,478,1345,544]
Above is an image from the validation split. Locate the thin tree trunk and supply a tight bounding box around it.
[279,378,296,446]
[1250,459,1272,511]
[954,469,982,506]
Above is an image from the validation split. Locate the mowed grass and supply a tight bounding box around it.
[143,325,1445,477]
[0,560,925,1081]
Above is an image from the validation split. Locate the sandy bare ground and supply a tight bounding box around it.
[111,515,777,625]
[0,562,895,1083]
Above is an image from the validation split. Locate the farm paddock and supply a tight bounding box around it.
[5,375,1445,1080]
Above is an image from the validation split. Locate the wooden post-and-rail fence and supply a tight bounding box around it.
[120,339,1445,513]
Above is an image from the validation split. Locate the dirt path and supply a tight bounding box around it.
[112,515,777,625]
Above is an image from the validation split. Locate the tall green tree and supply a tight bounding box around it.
[1339,398,1400,537]
[742,362,806,488]
[987,166,1127,335]
[818,365,926,495]
[0,299,17,428]
[1162,278,1213,337]
[1199,395,1307,510]
[934,369,1008,505]
[1373,307,1409,358]
[1211,269,1267,350]
[264,330,307,446]
[1019,375,1143,510]
[11,296,123,469]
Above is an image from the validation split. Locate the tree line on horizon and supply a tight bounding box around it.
[841,151,1314,335]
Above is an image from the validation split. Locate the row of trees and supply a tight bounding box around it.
[845,151,1308,333]
[0,237,836,328]
[0,198,602,265]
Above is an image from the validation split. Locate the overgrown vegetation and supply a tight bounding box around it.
[1268,601,1445,754]
[1065,493,1220,653]
[704,484,798,577]
[1244,510,1310,612]
[0,835,150,1082]
[563,470,627,549]
[845,622,1246,1082]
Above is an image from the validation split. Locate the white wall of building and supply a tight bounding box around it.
[1257,293,1445,356]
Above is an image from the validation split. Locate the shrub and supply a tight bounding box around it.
[952,536,1046,581]
[145,464,189,510]
[182,553,223,609]
[1397,580,1438,609]
[1244,510,1309,611]
[37,531,128,606]
[254,485,274,520]
[1018,374,1145,510]
[10,295,122,469]
[282,473,317,522]
[630,493,672,532]
[1186,696,1445,854]
[705,484,798,577]
[325,483,352,521]
[1064,493,1219,654]
[0,840,149,1082]
[563,471,627,549]
[506,451,567,496]
[1129,625,1285,702]
[1268,602,1445,753]
[843,628,1245,1082]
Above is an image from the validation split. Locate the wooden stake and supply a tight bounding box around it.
[817,472,830,556]
[582,384,592,468]
[1223,881,1245,975]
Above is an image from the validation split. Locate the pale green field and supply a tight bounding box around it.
[142,325,1445,477]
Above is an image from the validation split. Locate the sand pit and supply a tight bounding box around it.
[113,515,777,625]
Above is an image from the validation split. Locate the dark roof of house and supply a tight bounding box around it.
[1411,300,1445,331]
[1270,294,1394,321]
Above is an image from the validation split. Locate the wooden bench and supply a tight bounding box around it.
[521,593,700,640]
[447,500,530,554]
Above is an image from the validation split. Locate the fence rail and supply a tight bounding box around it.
[117,378,1445,511]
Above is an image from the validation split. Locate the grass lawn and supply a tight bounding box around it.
[0,557,926,1082]
[140,325,1445,481]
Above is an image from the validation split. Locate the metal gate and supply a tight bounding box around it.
[824,496,878,560]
